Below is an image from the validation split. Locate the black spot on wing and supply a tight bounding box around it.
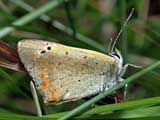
[47,46,51,50]
[40,50,46,54]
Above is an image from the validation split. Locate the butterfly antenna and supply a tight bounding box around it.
[110,8,134,53]
[108,37,113,53]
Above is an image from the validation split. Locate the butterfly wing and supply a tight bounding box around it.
[18,40,115,103]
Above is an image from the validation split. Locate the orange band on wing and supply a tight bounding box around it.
[41,64,58,102]
[41,65,49,89]
[48,88,57,101]
[41,65,47,71]
[42,79,49,89]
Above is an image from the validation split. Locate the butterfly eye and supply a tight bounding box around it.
[111,53,120,59]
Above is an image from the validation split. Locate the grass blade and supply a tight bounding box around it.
[85,106,160,119]
[45,96,160,119]
[9,0,106,52]
[0,0,66,39]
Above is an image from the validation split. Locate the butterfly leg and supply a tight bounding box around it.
[120,64,142,98]
[118,64,128,98]
[30,81,42,117]
[100,71,110,92]
[101,81,107,92]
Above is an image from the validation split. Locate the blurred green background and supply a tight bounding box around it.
[0,0,160,119]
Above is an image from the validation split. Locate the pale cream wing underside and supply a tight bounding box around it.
[18,40,115,103]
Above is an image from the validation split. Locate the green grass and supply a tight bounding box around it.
[0,0,160,120]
